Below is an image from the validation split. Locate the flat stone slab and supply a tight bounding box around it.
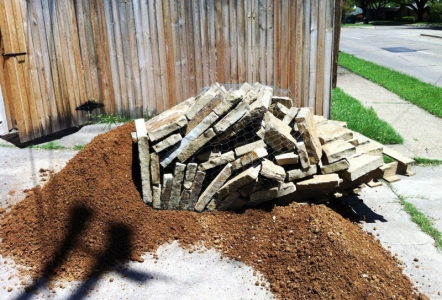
[341,154,383,181]
[217,165,261,199]
[295,107,322,164]
[194,163,232,212]
[320,159,349,174]
[322,140,356,164]
[199,151,236,171]
[275,152,299,165]
[146,99,193,142]
[260,159,286,182]
[234,140,266,157]
[286,165,317,181]
[152,133,182,153]
[296,174,341,190]
[231,148,268,171]
[316,122,353,145]
[264,112,297,151]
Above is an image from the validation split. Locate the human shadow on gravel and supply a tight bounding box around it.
[16,206,151,300]
[328,195,387,224]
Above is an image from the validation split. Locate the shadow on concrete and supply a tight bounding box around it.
[15,205,151,300]
[0,126,82,148]
[328,195,388,223]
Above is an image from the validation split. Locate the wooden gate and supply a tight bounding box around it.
[0,0,340,142]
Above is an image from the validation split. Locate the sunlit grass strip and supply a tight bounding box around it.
[339,52,442,118]
[331,88,404,145]
[413,157,442,167]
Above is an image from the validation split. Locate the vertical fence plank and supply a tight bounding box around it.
[149,0,165,113]
[288,0,296,98]
[265,0,274,86]
[162,0,176,109]
[96,0,115,115]
[103,0,122,113]
[308,1,318,109]
[237,0,246,84]
[280,0,290,89]
[138,0,156,115]
[323,0,335,119]
[315,0,326,115]
[182,1,194,97]
[258,0,266,84]
[273,0,280,90]
[191,0,203,92]
[301,0,311,107]
[199,0,209,88]
[229,0,238,85]
[207,0,217,85]
[245,0,252,83]
[27,1,49,134]
[294,0,303,107]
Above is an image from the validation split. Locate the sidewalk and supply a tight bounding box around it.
[337,66,442,160]
[337,67,442,299]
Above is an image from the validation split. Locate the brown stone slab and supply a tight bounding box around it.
[186,83,220,120]
[160,173,173,209]
[146,99,193,142]
[169,163,186,210]
[340,154,384,181]
[282,107,299,126]
[135,119,152,204]
[260,159,286,182]
[216,165,261,199]
[195,163,232,212]
[295,108,322,164]
[238,179,262,197]
[275,152,299,165]
[234,140,266,157]
[316,123,354,145]
[152,133,182,153]
[296,174,341,190]
[249,187,279,205]
[356,141,383,156]
[228,197,248,210]
[161,112,219,167]
[286,165,318,181]
[185,92,224,134]
[199,151,236,171]
[271,96,293,108]
[183,163,198,189]
[213,101,249,134]
[213,82,252,116]
[177,128,217,163]
[264,112,297,151]
[322,140,356,164]
[187,171,206,210]
[320,159,350,174]
[231,147,268,171]
[152,184,162,209]
[296,142,311,169]
[150,153,161,185]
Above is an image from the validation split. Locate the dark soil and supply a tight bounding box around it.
[0,123,422,299]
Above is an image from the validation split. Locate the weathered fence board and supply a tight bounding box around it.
[0,0,339,142]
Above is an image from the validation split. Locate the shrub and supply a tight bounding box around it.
[393,16,415,23]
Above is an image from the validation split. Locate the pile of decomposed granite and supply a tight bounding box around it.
[0,122,426,299]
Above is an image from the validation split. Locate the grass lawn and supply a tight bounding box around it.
[338,52,442,118]
[332,88,404,145]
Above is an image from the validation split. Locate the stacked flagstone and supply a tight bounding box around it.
[133,82,414,212]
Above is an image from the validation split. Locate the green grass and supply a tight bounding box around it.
[29,141,66,150]
[95,113,132,125]
[332,88,404,144]
[397,194,442,251]
[73,144,86,151]
[383,155,396,164]
[338,52,442,118]
[413,157,442,167]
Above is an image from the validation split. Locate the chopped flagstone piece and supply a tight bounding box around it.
[260,159,286,182]
[322,140,356,164]
[296,174,341,190]
[341,154,383,181]
[295,107,322,164]
[169,163,186,209]
[199,151,236,171]
[320,159,349,174]
[195,164,232,212]
[286,165,317,181]
[275,152,299,165]
[264,112,297,151]
[231,148,268,171]
[152,133,182,153]
[235,140,267,157]
[183,163,198,189]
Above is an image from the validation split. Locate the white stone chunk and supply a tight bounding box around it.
[286,165,317,181]
[199,151,236,171]
[234,140,266,157]
[260,159,286,182]
[152,133,182,153]
[275,152,299,165]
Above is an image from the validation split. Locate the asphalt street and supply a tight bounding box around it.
[340,25,442,87]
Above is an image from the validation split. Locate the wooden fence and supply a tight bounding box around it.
[0,0,339,142]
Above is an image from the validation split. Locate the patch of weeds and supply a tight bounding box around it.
[0,143,15,148]
[29,141,66,150]
[73,144,86,151]
[388,184,442,251]
[95,113,132,125]
[383,155,396,164]
[413,157,442,167]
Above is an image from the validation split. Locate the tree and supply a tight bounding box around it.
[393,0,436,21]
[370,0,392,20]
